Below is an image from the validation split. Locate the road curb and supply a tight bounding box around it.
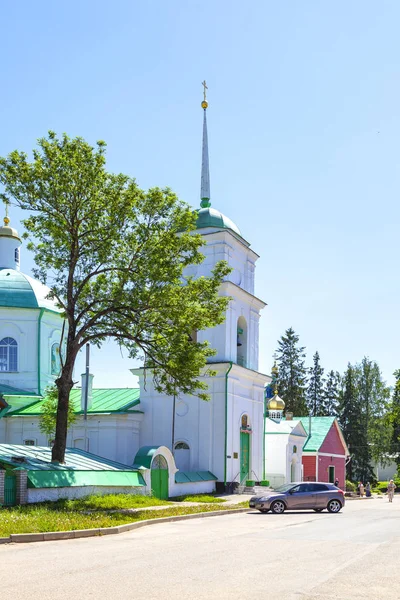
[0,507,250,545]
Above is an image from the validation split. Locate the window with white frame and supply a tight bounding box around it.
[24,439,35,446]
[51,342,61,375]
[0,337,18,371]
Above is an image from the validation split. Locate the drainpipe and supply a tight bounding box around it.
[263,388,266,480]
[224,361,233,487]
[37,308,45,395]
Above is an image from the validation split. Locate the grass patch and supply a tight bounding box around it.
[170,494,225,503]
[0,500,249,537]
[54,494,172,511]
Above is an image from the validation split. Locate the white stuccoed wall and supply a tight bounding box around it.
[0,307,63,394]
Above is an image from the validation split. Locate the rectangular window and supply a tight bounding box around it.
[9,345,17,371]
[0,347,7,371]
[24,440,35,446]
[328,466,335,483]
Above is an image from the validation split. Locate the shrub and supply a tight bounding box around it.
[345,480,356,492]
[259,480,270,487]
[246,480,255,487]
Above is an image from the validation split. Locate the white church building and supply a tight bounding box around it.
[0,92,272,496]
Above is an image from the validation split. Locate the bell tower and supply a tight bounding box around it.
[191,83,266,371]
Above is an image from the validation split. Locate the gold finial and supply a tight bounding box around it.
[3,202,9,226]
[274,385,278,396]
[201,80,208,109]
[271,360,278,376]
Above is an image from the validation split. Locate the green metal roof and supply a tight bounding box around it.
[298,417,336,452]
[7,387,141,416]
[175,471,218,483]
[133,446,163,469]
[195,207,241,236]
[0,268,62,311]
[0,383,38,396]
[0,444,146,488]
[0,268,39,308]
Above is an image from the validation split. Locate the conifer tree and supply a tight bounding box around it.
[275,327,307,415]
[306,351,325,416]
[324,370,341,416]
[339,364,363,482]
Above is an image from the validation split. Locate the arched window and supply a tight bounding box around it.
[51,342,61,375]
[236,317,248,368]
[14,247,20,267]
[241,415,248,429]
[174,442,190,471]
[293,445,297,454]
[174,442,190,450]
[0,337,18,372]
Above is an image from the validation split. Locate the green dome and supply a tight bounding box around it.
[0,269,61,311]
[195,207,241,236]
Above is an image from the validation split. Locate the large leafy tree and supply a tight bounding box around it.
[0,132,230,463]
[306,351,325,416]
[356,358,391,472]
[275,327,307,415]
[389,369,400,466]
[324,370,341,417]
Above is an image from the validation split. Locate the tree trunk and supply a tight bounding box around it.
[51,358,75,463]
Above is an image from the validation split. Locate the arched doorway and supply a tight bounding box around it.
[240,415,251,483]
[174,442,190,471]
[151,455,169,499]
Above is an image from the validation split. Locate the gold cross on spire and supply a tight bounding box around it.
[201,80,208,109]
[4,201,9,226]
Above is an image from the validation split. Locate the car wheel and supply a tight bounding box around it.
[270,500,285,514]
[313,508,323,512]
[327,499,342,513]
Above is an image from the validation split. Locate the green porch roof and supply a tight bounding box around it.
[175,471,218,483]
[0,444,145,488]
[133,446,162,469]
[298,417,336,452]
[6,387,141,416]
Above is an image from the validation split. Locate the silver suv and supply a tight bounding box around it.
[249,482,345,514]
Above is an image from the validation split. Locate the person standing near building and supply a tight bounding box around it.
[359,482,365,498]
[387,479,396,503]
[365,482,371,497]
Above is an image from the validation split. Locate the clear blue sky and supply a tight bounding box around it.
[1,1,399,388]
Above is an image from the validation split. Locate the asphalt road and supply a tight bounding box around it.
[2,497,400,600]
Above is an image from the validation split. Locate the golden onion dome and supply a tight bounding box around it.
[268,394,285,411]
[0,217,21,241]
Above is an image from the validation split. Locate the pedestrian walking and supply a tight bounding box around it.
[365,482,371,498]
[387,479,396,503]
[334,478,339,487]
[359,482,365,498]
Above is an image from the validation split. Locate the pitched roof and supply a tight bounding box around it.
[0,444,145,488]
[298,416,336,452]
[6,387,141,416]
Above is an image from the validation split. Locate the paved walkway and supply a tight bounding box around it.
[2,498,399,600]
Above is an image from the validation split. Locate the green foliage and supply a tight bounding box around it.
[0,501,245,537]
[0,133,231,462]
[60,494,171,510]
[345,480,356,492]
[260,480,270,486]
[171,494,225,503]
[275,327,307,415]
[389,369,400,465]
[324,370,341,416]
[39,385,76,439]
[307,351,326,416]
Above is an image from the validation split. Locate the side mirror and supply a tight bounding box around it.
[288,489,294,494]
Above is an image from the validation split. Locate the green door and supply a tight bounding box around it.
[328,466,335,483]
[240,432,250,483]
[151,455,169,499]
[4,473,17,506]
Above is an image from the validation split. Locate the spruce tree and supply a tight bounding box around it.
[324,370,341,416]
[339,364,363,482]
[307,351,325,416]
[275,327,307,415]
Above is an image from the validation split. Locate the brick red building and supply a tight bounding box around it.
[299,417,349,489]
